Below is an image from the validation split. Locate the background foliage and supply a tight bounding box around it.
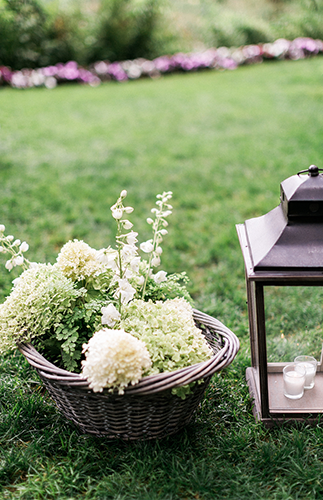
[1,0,323,70]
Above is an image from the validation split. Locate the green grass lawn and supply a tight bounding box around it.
[1,57,323,499]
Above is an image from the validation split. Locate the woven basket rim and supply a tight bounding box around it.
[18,309,239,396]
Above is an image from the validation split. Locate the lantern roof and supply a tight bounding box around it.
[243,165,323,271]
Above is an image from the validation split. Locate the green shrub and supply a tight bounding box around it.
[0,0,171,69]
[271,1,323,41]
[0,0,79,69]
[212,11,274,47]
[86,0,168,64]
[0,0,47,69]
[38,10,80,67]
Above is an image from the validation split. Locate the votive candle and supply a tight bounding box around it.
[294,355,317,389]
[283,364,306,400]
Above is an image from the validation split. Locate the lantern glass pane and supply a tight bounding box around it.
[264,286,323,364]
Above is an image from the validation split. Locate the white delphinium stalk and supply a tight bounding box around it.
[81,328,152,393]
[108,191,140,312]
[140,191,173,298]
[0,224,31,271]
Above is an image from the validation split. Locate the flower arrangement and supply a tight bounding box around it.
[0,191,214,398]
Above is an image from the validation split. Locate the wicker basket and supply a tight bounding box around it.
[18,309,239,440]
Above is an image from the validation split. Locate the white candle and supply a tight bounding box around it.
[284,371,304,395]
[294,356,317,389]
[296,362,316,388]
[283,364,306,399]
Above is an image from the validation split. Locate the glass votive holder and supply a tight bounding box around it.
[294,355,318,389]
[283,364,306,400]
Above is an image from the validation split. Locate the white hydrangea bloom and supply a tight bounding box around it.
[56,239,103,281]
[81,328,152,393]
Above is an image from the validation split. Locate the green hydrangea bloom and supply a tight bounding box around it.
[0,263,85,353]
[121,298,212,376]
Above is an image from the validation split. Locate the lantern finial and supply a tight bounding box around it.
[298,165,323,177]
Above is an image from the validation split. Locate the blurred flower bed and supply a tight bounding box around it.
[0,37,321,90]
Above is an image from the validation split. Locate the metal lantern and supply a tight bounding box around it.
[236,165,323,426]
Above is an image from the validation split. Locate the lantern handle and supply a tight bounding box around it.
[297,165,323,177]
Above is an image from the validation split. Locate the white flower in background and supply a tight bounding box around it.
[111,208,123,220]
[126,231,138,245]
[122,220,133,230]
[130,256,141,274]
[0,228,31,272]
[101,303,121,327]
[20,242,29,253]
[111,190,133,221]
[136,275,145,287]
[96,247,118,269]
[123,268,134,279]
[81,328,152,393]
[13,256,24,267]
[121,243,137,263]
[140,240,154,253]
[151,256,160,267]
[153,270,167,284]
[115,278,136,304]
[5,260,13,271]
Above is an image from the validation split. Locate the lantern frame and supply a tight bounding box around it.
[237,225,323,426]
[236,166,323,427]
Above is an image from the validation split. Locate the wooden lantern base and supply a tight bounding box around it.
[246,365,323,427]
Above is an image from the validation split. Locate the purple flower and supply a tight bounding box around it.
[107,62,128,81]
[0,66,13,83]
